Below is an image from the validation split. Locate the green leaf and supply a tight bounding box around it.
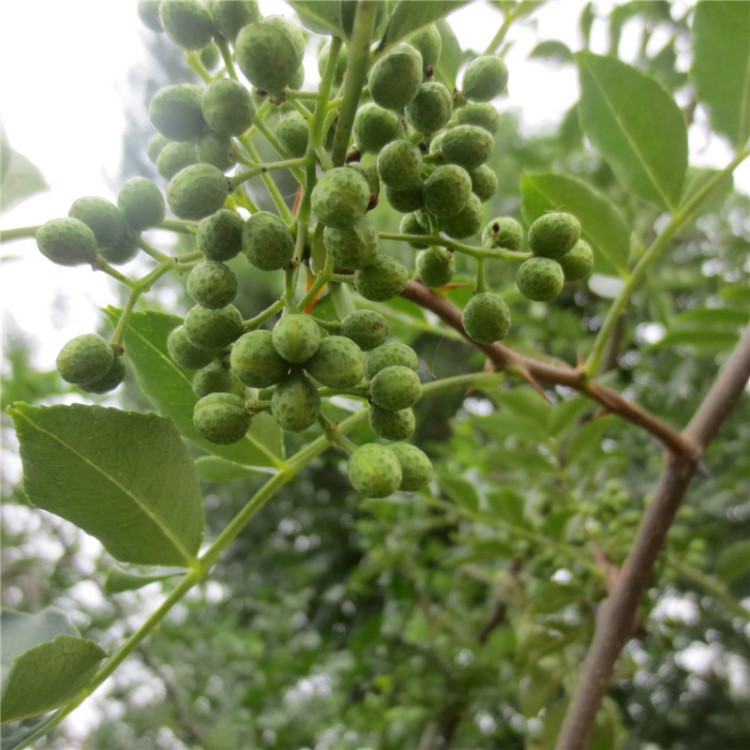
[530,40,573,65]
[673,307,749,328]
[494,387,551,436]
[103,568,182,594]
[485,488,526,527]
[288,1,346,38]
[438,475,479,512]
[1,635,106,723]
[678,166,735,226]
[194,455,272,482]
[576,51,687,212]
[434,19,464,91]
[715,540,750,583]
[521,172,632,277]
[379,1,470,51]
[104,308,285,469]
[691,0,750,147]
[566,414,618,464]
[1,607,79,667]
[548,394,591,437]
[9,402,204,566]
[579,2,594,48]
[651,328,740,353]
[0,126,48,212]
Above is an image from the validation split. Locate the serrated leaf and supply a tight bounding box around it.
[0,127,48,212]
[691,1,750,147]
[103,568,182,594]
[1,607,79,667]
[1,635,105,723]
[715,540,750,583]
[288,1,346,38]
[520,172,632,277]
[530,40,573,64]
[9,403,204,566]
[104,309,285,469]
[576,51,687,212]
[379,0,470,51]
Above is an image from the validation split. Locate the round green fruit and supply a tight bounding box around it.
[149,84,206,141]
[118,177,166,230]
[160,0,215,49]
[186,260,238,309]
[36,217,97,267]
[558,239,594,282]
[200,41,221,70]
[271,371,321,432]
[167,164,228,220]
[197,208,243,261]
[437,192,483,239]
[368,405,416,441]
[340,310,389,351]
[377,139,423,189]
[469,165,498,202]
[387,443,434,491]
[462,291,511,344]
[370,365,422,411]
[305,336,364,388]
[208,0,260,41]
[368,43,423,110]
[347,162,380,197]
[184,303,243,350]
[147,133,169,163]
[528,212,581,259]
[462,55,509,101]
[405,82,453,133]
[347,443,403,498]
[399,213,430,247]
[416,246,455,288]
[323,216,379,270]
[441,124,495,170]
[196,131,235,171]
[79,357,126,394]
[353,103,402,154]
[423,164,472,218]
[272,314,322,364]
[156,141,198,180]
[68,196,126,249]
[311,167,370,229]
[455,102,501,135]
[100,237,139,265]
[407,24,442,70]
[193,392,251,444]
[167,325,215,369]
[202,78,255,136]
[191,359,236,398]
[482,216,524,250]
[231,330,290,387]
[516,257,565,301]
[318,39,348,86]
[137,1,163,32]
[354,256,409,302]
[275,112,309,158]
[384,183,423,213]
[364,342,419,379]
[242,211,294,271]
[56,333,114,385]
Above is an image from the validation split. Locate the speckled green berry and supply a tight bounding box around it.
[157,141,198,180]
[160,0,215,49]
[193,392,251,444]
[408,25,442,70]
[353,103,402,154]
[202,78,255,136]
[230,330,289,387]
[348,443,402,498]
[100,237,139,265]
[56,334,114,385]
[469,165,498,202]
[423,164,472,218]
[68,197,126,249]
[312,167,370,229]
[147,133,169,163]
[416,246,455,288]
[200,41,221,70]
[306,336,364,388]
[167,163,228,220]
[482,216,524,250]
[387,442,433,491]
[323,216,379,270]
[368,405,416,441]
[399,213,430,247]
[118,177,166,230]
[242,211,294,271]
[137,1,163,32]
[347,162,380,197]
[528,212,581,259]
[208,0,260,41]
[186,260,238,309]
[365,342,419,379]
[377,140,423,190]
[272,314,322,364]
[384,183,423,213]
[271,371,321,432]
[462,292,511,344]
[462,55,509,101]
[516,257,565,301]
[558,239,594,282]
[406,82,453,133]
[236,16,305,93]
[354,256,409,302]
[276,112,309,158]
[79,357,127,394]
[340,310,389,351]
[455,102,501,135]
[191,359,236,398]
[167,325,214,369]
[318,40,348,86]
[370,365,422,411]
[441,124,494,170]
[369,43,423,110]
[437,192,483,239]
[196,131,235,171]
[184,303,243,350]
[197,208,243,261]
[149,84,206,141]
[36,217,98,266]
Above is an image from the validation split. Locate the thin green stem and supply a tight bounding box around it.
[379,232,530,261]
[135,236,170,264]
[241,138,294,223]
[216,39,239,80]
[92,256,136,288]
[228,158,309,191]
[0,224,39,242]
[285,89,325,103]
[243,299,285,331]
[251,116,307,184]
[186,52,212,83]
[475,256,487,293]
[157,218,199,235]
[298,253,334,311]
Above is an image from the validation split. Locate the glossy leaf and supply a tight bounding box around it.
[9,402,204,566]
[692,1,750,147]
[379,0,470,51]
[521,171,632,277]
[715,540,750,583]
[576,51,687,212]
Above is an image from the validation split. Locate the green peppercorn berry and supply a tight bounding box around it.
[100,237,139,265]
[558,239,594,282]
[323,216,379,270]
[528,211,581,259]
[306,336,364,388]
[191,359,236,399]
[271,371,321,432]
[272,314,322,364]
[167,164,228,220]
[370,365,422,411]
[242,211,295,271]
[482,216,524,250]
[167,325,215,369]
[365,342,419,379]
[79,357,127,394]
[118,177,166,231]
[56,334,115,385]
[416,246,455,288]
[196,131,236,171]
[441,124,495,170]
[462,291,511,344]
[437,192,483,239]
[369,43,423,110]
[147,133,169,163]
[377,140,423,190]
[235,16,305,93]
[208,0,260,41]
[186,260,238,309]
[423,164,472,219]
[399,213,430,247]
[405,82,453,133]
[384,183,424,213]
[340,310,389,351]
[516,257,565,301]
[311,167,370,229]
[462,55,509,101]
[193,392,251,444]
[202,78,255,136]
[347,162,380,197]
[469,165,498,202]
[354,256,409,302]
[429,131,445,155]
[275,112,309,158]
[160,0,215,49]
[353,103,402,154]
[68,197,126,249]
[184,304,243,350]
[199,41,221,70]
[368,405,416,441]
[455,102,501,135]
[137,1,163,32]
[348,443,403,498]
[149,84,206,141]
[230,330,290,387]
[197,208,243,261]
[408,24,442,70]
[157,141,198,180]
[36,217,98,266]
[387,443,434,491]
[318,40,348,86]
